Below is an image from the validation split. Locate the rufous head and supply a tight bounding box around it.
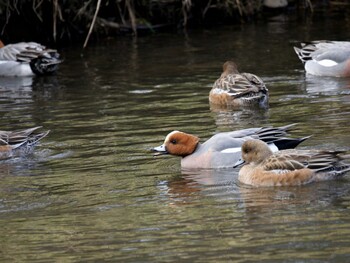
[152,131,200,157]
[241,139,273,165]
[0,40,4,48]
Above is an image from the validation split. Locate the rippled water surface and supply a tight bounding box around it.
[1,17,350,262]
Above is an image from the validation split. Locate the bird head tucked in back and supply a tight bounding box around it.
[221,61,239,77]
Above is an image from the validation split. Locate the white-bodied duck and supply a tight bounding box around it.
[152,124,309,169]
[0,40,62,77]
[294,40,350,77]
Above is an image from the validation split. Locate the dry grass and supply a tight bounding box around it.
[0,0,339,47]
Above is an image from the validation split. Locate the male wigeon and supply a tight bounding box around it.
[209,61,269,108]
[0,40,62,77]
[235,139,350,187]
[294,41,350,77]
[152,124,309,169]
[0,126,49,160]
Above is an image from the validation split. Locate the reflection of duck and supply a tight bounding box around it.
[294,41,350,77]
[0,76,33,87]
[235,139,350,187]
[210,104,269,128]
[159,166,350,213]
[209,61,269,108]
[0,40,62,76]
[152,124,309,169]
[0,74,62,104]
[301,74,350,95]
[157,169,236,206]
[161,174,202,205]
[237,181,350,219]
[0,127,49,160]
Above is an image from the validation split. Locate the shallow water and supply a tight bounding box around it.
[1,15,350,262]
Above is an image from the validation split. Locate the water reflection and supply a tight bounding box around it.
[301,74,350,95]
[210,104,270,128]
[1,17,350,262]
[238,181,350,211]
[0,77,34,105]
[0,76,33,88]
[165,167,350,220]
[157,168,238,206]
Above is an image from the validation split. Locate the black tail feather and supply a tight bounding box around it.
[271,136,311,150]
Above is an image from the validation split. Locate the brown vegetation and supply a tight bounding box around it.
[0,0,348,47]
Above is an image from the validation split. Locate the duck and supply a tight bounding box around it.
[152,124,309,169]
[0,40,62,77]
[294,40,350,77]
[234,139,350,187]
[0,126,49,160]
[209,61,269,108]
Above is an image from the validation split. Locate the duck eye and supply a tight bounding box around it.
[171,139,177,144]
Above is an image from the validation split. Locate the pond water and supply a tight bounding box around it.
[1,15,350,262]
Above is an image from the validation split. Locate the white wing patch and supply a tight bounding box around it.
[221,147,241,153]
[268,143,279,153]
[221,143,278,154]
[317,59,338,67]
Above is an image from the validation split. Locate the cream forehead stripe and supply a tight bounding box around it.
[165,131,181,142]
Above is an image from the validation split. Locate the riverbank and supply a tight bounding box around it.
[0,0,349,47]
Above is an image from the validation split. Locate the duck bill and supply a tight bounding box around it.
[233,158,245,168]
[151,144,169,156]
